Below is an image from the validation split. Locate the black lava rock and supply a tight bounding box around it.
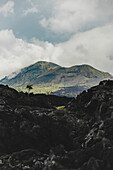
[0,80,113,169]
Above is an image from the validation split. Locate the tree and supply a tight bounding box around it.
[26,85,33,93]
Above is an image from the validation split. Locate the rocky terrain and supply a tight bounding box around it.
[0,80,113,169]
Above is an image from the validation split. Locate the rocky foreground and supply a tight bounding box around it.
[0,80,113,169]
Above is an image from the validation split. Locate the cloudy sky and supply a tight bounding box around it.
[0,0,113,78]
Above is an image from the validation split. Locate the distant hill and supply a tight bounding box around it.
[0,61,59,86]
[0,61,112,96]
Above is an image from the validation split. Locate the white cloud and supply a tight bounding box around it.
[0,1,14,17]
[0,30,60,79]
[0,26,113,79]
[40,0,113,33]
[23,7,38,16]
[56,24,113,74]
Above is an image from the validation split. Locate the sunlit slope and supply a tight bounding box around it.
[0,61,112,96]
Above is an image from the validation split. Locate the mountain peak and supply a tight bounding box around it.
[0,61,112,96]
[29,61,60,68]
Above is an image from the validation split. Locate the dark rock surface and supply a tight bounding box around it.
[0,80,113,169]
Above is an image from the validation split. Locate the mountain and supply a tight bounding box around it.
[0,80,113,169]
[0,61,112,96]
[0,61,59,86]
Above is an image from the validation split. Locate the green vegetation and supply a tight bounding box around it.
[56,106,65,110]
[13,83,63,94]
[1,61,112,88]
[1,61,113,97]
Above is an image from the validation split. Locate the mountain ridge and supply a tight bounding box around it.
[0,61,112,96]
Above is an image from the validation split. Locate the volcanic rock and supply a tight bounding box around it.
[0,80,112,169]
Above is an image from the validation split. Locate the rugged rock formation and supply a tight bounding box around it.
[0,80,113,169]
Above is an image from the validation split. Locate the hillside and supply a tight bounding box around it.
[0,80,113,169]
[0,61,60,86]
[0,61,112,96]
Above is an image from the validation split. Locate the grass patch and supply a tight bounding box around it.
[56,106,65,110]
[11,83,70,94]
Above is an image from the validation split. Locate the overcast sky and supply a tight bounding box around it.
[0,0,113,78]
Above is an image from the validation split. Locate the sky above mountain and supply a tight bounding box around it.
[0,0,113,78]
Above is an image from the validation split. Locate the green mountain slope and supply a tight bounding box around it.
[0,61,112,96]
[34,64,112,85]
[0,61,60,86]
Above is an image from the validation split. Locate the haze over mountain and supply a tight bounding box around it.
[0,61,112,97]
